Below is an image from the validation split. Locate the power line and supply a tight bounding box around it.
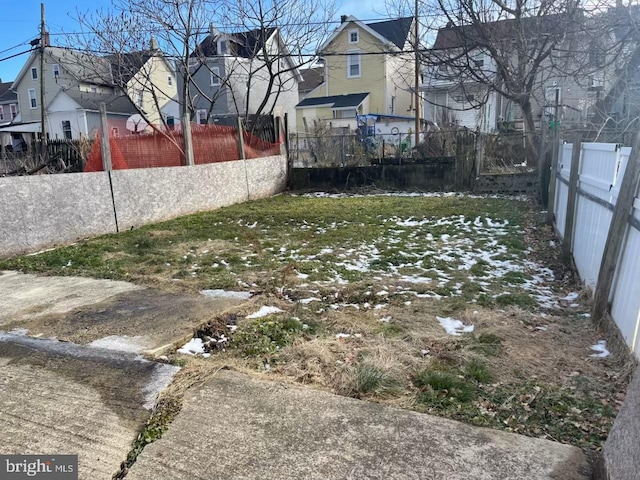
[0,48,36,64]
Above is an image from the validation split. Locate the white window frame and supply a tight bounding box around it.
[28,89,37,109]
[53,64,60,78]
[0,106,4,121]
[10,104,17,118]
[61,120,72,140]
[210,67,221,86]
[111,127,119,137]
[348,29,359,44]
[167,75,173,86]
[197,109,208,124]
[347,50,361,78]
[218,39,228,55]
[31,67,38,80]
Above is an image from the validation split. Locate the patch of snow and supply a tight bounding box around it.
[437,316,474,336]
[177,338,206,355]
[562,292,580,301]
[379,316,392,323]
[589,340,610,358]
[247,306,284,318]
[200,289,253,300]
[299,297,320,304]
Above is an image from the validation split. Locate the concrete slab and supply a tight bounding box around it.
[0,271,246,355]
[0,333,179,480]
[0,270,141,321]
[127,371,590,480]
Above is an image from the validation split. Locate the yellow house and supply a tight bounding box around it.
[296,16,417,133]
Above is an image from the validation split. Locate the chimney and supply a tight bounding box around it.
[340,15,347,24]
[42,31,50,47]
[150,36,159,51]
[210,22,220,38]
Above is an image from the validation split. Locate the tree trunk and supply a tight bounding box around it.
[520,97,538,167]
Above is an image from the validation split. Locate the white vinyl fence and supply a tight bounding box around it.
[554,142,640,360]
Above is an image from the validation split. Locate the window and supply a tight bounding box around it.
[333,109,356,119]
[10,104,17,119]
[135,89,143,107]
[347,50,361,78]
[90,86,97,93]
[218,39,228,55]
[167,75,173,86]
[61,120,72,140]
[111,127,119,137]
[197,109,208,124]
[390,96,395,114]
[0,106,4,121]
[31,67,38,80]
[53,64,60,78]
[210,67,220,86]
[28,89,37,109]
[349,29,359,44]
[474,57,484,68]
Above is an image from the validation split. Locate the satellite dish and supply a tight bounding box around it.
[126,114,148,133]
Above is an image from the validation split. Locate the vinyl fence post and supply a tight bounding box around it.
[563,132,582,255]
[182,113,195,166]
[592,130,640,326]
[99,102,112,172]
[538,121,547,204]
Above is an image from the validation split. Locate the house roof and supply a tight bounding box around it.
[194,27,277,58]
[47,47,113,85]
[108,51,154,85]
[64,89,138,115]
[432,14,572,50]
[0,82,16,103]
[367,17,414,49]
[319,16,413,53]
[296,92,369,109]
[298,67,324,94]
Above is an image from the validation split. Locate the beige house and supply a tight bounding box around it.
[9,41,178,140]
[296,16,417,133]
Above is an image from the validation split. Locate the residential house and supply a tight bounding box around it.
[7,40,177,140]
[0,80,21,150]
[421,16,611,132]
[295,15,418,135]
[298,66,325,101]
[186,25,302,128]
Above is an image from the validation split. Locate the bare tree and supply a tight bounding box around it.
[403,0,617,161]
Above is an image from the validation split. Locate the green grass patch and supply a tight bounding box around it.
[469,332,503,357]
[231,316,305,357]
[495,292,537,310]
[351,361,402,397]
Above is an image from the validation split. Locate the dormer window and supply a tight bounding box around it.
[218,39,228,55]
[349,29,359,44]
[53,64,60,78]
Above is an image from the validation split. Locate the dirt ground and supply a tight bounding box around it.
[1,192,633,451]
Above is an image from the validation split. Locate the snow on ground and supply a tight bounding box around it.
[177,338,210,357]
[589,340,610,358]
[437,316,475,336]
[200,289,253,300]
[246,306,284,318]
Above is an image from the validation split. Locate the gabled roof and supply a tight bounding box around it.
[298,67,324,94]
[368,17,414,49]
[108,51,154,85]
[296,92,369,109]
[0,82,17,103]
[63,89,138,115]
[319,16,413,53]
[432,14,572,50]
[194,27,277,59]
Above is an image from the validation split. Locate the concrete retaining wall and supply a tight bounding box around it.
[602,367,640,480]
[473,172,539,194]
[0,155,287,256]
[289,161,458,191]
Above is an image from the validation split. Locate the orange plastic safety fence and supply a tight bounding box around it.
[85,122,282,172]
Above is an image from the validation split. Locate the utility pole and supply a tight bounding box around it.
[39,2,47,162]
[414,0,421,147]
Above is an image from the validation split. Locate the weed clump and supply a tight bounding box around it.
[469,332,503,357]
[231,316,304,356]
[351,361,402,397]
